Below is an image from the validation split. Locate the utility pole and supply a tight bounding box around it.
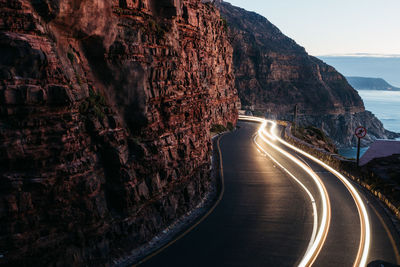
[293,104,298,135]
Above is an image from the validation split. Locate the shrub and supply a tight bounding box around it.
[211,124,226,134]
[67,51,74,63]
[227,122,234,131]
[253,110,265,117]
[79,88,107,120]
[306,126,328,142]
[221,17,228,32]
[149,19,166,39]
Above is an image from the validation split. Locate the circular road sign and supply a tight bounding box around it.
[355,126,367,139]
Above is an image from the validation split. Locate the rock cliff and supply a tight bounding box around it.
[217,2,398,147]
[0,0,238,265]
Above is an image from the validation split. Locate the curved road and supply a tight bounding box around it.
[140,121,400,266]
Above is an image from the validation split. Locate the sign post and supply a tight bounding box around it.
[293,104,298,135]
[355,126,367,166]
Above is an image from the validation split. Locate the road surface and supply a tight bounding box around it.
[140,121,400,266]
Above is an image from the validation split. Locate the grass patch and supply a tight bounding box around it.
[211,122,235,135]
[252,110,264,117]
[227,122,234,131]
[67,51,74,63]
[113,7,124,14]
[211,124,226,134]
[294,125,328,143]
[149,19,167,39]
[293,125,338,153]
[221,17,228,32]
[76,74,83,85]
[79,88,107,120]
[305,126,328,142]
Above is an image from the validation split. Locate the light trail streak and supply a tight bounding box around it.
[268,122,371,267]
[253,135,318,259]
[240,115,371,267]
[242,116,331,267]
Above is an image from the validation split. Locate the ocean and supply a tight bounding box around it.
[338,90,400,158]
[317,56,400,158]
[319,56,400,87]
[358,90,400,133]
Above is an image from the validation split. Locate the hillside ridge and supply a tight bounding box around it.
[217,1,399,146]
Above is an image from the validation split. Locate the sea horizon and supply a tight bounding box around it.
[318,56,400,88]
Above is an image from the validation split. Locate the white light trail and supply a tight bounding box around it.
[239,115,371,267]
[267,121,371,267]
[253,135,318,258]
[241,116,331,267]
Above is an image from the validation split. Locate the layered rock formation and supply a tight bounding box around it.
[0,0,238,265]
[217,2,399,147]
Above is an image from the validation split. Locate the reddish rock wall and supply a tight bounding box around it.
[0,0,238,265]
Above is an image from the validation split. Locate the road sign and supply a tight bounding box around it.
[355,126,367,139]
[355,126,367,167]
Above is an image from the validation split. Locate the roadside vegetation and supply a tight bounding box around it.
[290,124,400,219]
[221,17,229,32]
[293,125,338,153]
[211,122,235,136]
[79,88,107,120]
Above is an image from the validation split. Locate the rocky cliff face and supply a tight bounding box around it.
[217,2,398,147]
[0,0,238,265]
[300,111,399,147]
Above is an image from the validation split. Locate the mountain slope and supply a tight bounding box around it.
[217,1,399,146]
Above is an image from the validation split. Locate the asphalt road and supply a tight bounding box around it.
[258,122,400,266]
[140,121,400,266]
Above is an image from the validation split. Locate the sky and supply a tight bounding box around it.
[225,0,400,56]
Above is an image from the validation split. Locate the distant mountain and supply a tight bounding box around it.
[320,53,400,58]
[318,56,400,88]
[346,77,400,91]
